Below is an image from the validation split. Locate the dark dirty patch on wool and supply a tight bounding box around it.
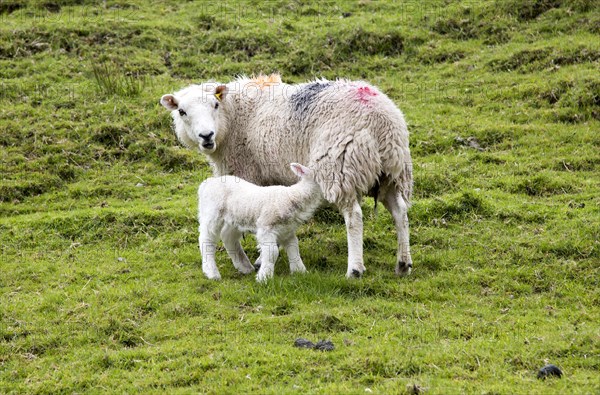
[290,82,332,115]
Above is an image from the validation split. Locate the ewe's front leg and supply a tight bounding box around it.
[199,224,221,280]
[220,225,255,275]
[281,234,307,274]
[256,230,279,283]
[341,200,366,278]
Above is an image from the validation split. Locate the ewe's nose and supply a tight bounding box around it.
[198,131,214,141]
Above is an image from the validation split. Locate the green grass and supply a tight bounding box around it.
[1,0,599,393]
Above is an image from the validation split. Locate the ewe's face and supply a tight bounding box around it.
[160,84,226,154]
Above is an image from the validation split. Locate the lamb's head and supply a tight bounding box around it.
[160,84,227,153]
[290,163,323,208]
[290,163,319,188]
[290,163,312,180]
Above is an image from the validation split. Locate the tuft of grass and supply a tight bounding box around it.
[91,62,147,97]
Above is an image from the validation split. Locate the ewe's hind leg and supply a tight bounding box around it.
[382,189,412,275]
[199,223,221,280]
[220,225,254,274]
[341,200,366,278]
[253,256,262,270]
[281,234,307,274]
[255,230,279,283]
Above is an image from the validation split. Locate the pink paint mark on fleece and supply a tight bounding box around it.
[356,86,377,104]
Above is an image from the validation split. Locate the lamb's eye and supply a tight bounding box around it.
[214,102,219,109]
[178,109,187,116]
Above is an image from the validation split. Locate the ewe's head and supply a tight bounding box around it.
[160,84,227,154]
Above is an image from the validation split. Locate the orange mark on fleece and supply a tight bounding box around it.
[250,73,282,89]
[356,86,377,104]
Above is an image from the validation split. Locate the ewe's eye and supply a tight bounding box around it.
[178,109,187,116]
[214,102,219,109]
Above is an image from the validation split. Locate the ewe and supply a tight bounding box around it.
[161,74,413,278]
[198,163,322,282]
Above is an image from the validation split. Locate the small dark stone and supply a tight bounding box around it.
[537,364,563,379]
[314,340,334,351]
[342,12,352,18]
[568,201,585,209]
[294,338,315,349]
[406,384,425,394]
[351,269,362,278]
[455,136,484,151]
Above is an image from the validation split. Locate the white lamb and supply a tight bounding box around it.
[198,163,322,282]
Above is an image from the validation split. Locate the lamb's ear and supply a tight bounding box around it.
[160,94,179,111]
[214,85,227,102]
[290,163,310,178]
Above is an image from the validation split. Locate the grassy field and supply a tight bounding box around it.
[1,0,599,393]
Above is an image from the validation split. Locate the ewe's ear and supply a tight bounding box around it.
[214,85,227,102]
[290,163,310,178]
[160,94,179,110]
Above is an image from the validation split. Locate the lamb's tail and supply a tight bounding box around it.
[313,130,381,208]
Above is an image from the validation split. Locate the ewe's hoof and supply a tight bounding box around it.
[238,266,255,275]
[396,261,412,276]
[346,269,364,279]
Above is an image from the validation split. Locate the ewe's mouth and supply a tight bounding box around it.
[202,142,215,150]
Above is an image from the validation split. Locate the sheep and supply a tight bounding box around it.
[160,74,413,278]
[198,162,323,282]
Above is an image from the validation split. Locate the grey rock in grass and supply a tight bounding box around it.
[406,383,425,394]
[314,340,334,351]
[294,338,315,349]
[455,136,484,151]
[294,338,334,351]
[537,364,563,379]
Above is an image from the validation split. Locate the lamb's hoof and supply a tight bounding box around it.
[204,272,222,281]
[256,270,273,283]
[256,275,272,283]
[396,261,412,276]
[290,265,307,274]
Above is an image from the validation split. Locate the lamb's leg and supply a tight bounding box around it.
[341,200,365,278]
[255,230,279,283]
[382,189,412,276]
[199,223,221,280]
[281,234,307,274]
[221,225,254,274]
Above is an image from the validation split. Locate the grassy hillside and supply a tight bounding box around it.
[1,0,598,393]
